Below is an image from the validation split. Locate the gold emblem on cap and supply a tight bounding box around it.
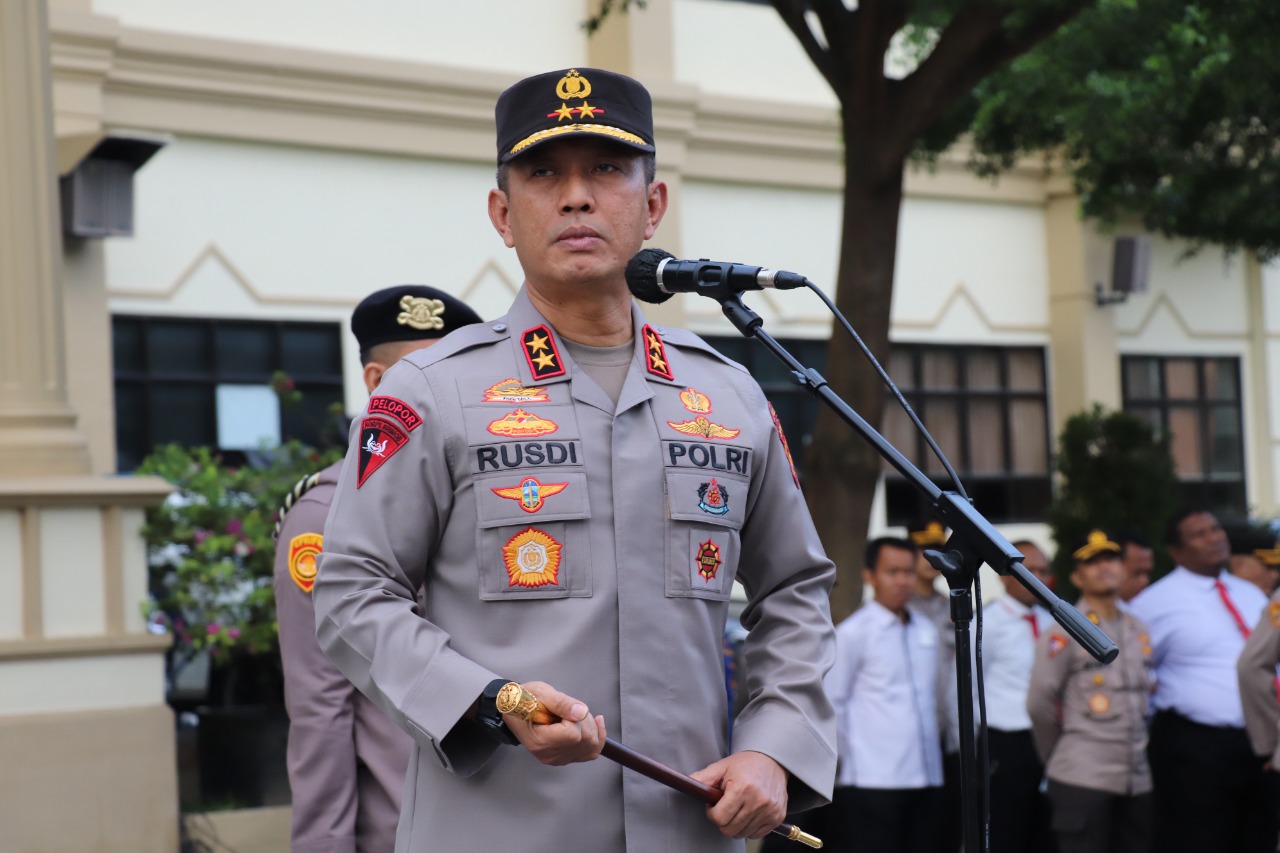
[555,69,592,101]
[397,295,445,331]
[1072,529,1121,561]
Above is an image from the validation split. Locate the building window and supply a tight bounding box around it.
[112,315,345,471]
[882,345,1052,524]
[1121,355,1246,513]
[702,337,1051,523]
[701,335,828,475]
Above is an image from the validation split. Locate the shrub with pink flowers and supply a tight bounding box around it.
[137,441,342,669]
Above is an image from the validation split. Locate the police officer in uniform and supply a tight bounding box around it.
[272,284,481,853]
[312,68,837,852]
[1027,531,1153,853]
[1238,556,1280,771]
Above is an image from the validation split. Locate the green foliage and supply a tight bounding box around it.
[1047,405,1179,583]
[137,441,344,668]
[966,0,1280,257]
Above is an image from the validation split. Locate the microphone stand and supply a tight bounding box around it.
[715,293,1118,853]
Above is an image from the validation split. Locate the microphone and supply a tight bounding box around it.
[625,248,810,304]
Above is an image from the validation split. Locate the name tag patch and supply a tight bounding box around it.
[476,441,581,472]
[665,441,750,475]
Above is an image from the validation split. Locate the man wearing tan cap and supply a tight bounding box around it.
[1028,530,1154,853]
[313,68,836,851]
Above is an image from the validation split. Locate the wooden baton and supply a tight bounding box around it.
[495,682,822,849]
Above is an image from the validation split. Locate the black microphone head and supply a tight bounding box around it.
[626,248,677,304]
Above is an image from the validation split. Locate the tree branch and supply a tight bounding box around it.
[891,2,1090,153]
[771,0,840,89]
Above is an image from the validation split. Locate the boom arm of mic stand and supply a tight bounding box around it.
[716,295,1117,663]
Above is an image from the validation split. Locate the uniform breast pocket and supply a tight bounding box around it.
[663,468,749,601]
[474,470,592,600]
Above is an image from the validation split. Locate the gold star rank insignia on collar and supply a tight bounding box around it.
[642,324,674,380]
[522,325,565,380]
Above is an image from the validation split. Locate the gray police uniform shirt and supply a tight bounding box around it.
[1237,588,1280,764]
[1026,608,1154,796]
[313,288,837,853]
[272,461,411,853]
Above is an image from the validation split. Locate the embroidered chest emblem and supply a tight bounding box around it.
[502,528,563,588]
[697,479,730,515]
[487,408,559,438]
[483,378,550,404]
[492,477,569,513]
[679,387,712,414]
[522,325,565,380]
[696,539,722,582]
[667,416,740,440]
[643,324,674,380]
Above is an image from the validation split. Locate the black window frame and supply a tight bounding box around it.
[112,314,346,471]
[1120,354,1247,514]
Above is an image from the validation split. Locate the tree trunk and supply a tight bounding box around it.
[803,123,906,624]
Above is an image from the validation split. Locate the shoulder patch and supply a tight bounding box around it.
[288,533,323,592]
[272,470,324,540]
[368,396,422,431]
[357,417,411,488]
[1047,635,1067,658]
[768,402,800,488]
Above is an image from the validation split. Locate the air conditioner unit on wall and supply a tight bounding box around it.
[1096,236,1152,306]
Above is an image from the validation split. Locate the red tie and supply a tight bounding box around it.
[1023,612,1040,639]
[1215,578,1252,639]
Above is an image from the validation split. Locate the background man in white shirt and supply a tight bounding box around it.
[825,537,945,853]
[1130,507,1280,853]
[979,540,1055,853]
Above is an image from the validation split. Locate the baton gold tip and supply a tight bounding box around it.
[786,824,823,848]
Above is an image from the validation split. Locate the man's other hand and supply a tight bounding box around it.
[504,680,606,766]
[690,750,788,839]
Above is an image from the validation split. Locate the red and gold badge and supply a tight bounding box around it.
[666,416,740,440]
[522,325,565,380]
[643,324,674,380]
[487,408,559,438]
[679,387,712,414]
[357,417,410,488]
[1087,693,1111,715]
[491,477,569,513]
[483,378,550,404]
[1047,635,1067,658]
[769,402,800,488]
[696,539,722,582]
[502,528,563,588]
[288,533,324,593]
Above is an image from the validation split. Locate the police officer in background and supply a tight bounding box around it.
[272,285,481,852]
[1227,525,1280,597]
[1027,531,1153,853]
[313,67,836,852]
[1237,563,1280,772]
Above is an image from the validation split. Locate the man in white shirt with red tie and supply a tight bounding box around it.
[979,540,1055,853]
[1129,507,1280,853]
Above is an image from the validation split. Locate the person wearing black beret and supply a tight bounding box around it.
[272,284,480,853]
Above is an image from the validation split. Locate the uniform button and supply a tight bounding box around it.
[492,323,507,332]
